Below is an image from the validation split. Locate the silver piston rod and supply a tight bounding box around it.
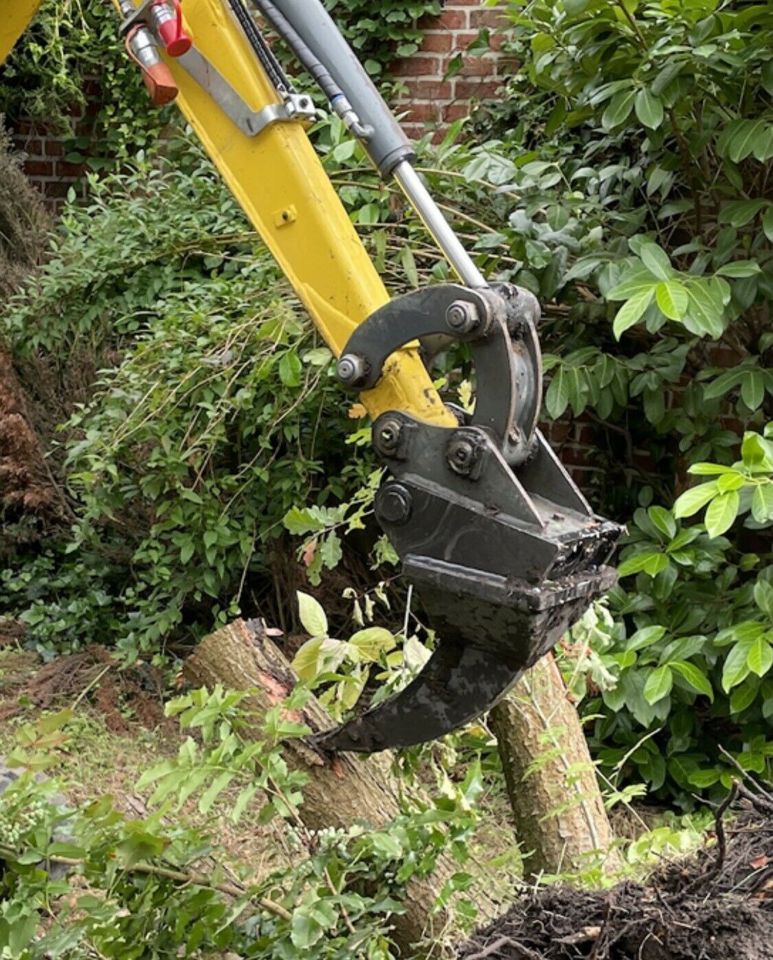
[256,0,487,291]
[393,161,487,290]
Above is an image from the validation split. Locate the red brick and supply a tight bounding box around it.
[44,139,65,157]
[457,55,498,77]
[434,10,467,29]
[391,55,445,77]
[16,138,43,156]
[474,9,510,28]
[402,103,445,122]
[455,78,503,99]
[443,103,471,121]
[39,180,73,198]
[449,30,480,49]
[402,123,428,140]
[22,159,55,177]
[421,32,454,53]
[55,161,86,177]
[396,78,454,101]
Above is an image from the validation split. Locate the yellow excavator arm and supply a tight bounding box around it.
[1,0,40,64]
[1,0,623,753]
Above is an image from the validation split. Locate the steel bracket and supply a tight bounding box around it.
[120,2,316,138]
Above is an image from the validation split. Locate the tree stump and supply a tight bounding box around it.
[491,655,622,882]
[185,618,500,955]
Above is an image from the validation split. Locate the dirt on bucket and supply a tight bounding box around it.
[457,782,773,960]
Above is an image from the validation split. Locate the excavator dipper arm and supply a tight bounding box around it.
[1,0,624,752]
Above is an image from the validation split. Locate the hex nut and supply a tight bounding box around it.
[376,484,413,526]
[337,353,368,387]
[445,300,480,335]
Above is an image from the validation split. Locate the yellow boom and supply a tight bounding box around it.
[1,0,454,427]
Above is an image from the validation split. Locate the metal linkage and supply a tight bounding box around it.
[337,281,543,466]
[176,48,315,137]
[120,0,316,137]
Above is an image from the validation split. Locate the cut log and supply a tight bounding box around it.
[491,655,622,882]
[185,618,501,955]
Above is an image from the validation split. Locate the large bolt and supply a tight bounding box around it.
[376,483,413,526]
[337,353,368,387]
[446,300,480,335]
[446,431,481,477]
[374,417,403,458]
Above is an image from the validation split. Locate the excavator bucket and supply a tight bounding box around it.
[313,283,624,754]
[315,558,618,753]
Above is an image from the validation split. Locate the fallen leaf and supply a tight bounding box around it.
[302,539,317,568]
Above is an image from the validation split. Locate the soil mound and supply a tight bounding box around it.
[457,784,772,960]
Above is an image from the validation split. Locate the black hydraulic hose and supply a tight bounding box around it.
[251,0,344,104]
[228,0,294,94]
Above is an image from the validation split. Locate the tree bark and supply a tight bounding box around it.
[490,654,621,882]
[185,618,500,956]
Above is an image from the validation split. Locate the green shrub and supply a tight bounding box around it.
[326,0,442,75]
[1,143,375,661]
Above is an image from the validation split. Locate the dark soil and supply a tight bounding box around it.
[457,784,773,960]
[0,646,170,733]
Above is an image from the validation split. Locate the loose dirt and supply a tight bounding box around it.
[0,645,169,733]
[457,785,773,960]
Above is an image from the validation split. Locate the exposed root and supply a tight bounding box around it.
[457,782,773,960]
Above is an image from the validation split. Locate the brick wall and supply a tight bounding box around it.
[10,122,89,211]
[392,1,510,141]
[8,1,509,202]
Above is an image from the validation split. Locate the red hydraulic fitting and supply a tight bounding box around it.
[150,0,192,58]
[126,26,179,106]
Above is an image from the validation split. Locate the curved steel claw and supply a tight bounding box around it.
[312,557,617,754]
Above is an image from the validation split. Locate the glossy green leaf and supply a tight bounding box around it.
[349,626,397,662]
[634,89,664,129]
[655,280,688,320]
[644,664,673,704]
[747,635,773,678]
[741,371,765,410]
[545,367,570,418]
[751,484,773,523]
[628,625,667,651]
[718,199,768,228]
[704,491,740,538]
[716,260,762,278]
[754,581,773,619]
[606,265,658,300]
[297,591,328,637]
[673,482,718,518]
[684,283,726,338]
[612,288,654,339]
[763,206,773,243]
[648,506,677,539]
[722,637,754,692]
[639,244,673,281]
[669,661,714,700]
[602,89,636,130]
